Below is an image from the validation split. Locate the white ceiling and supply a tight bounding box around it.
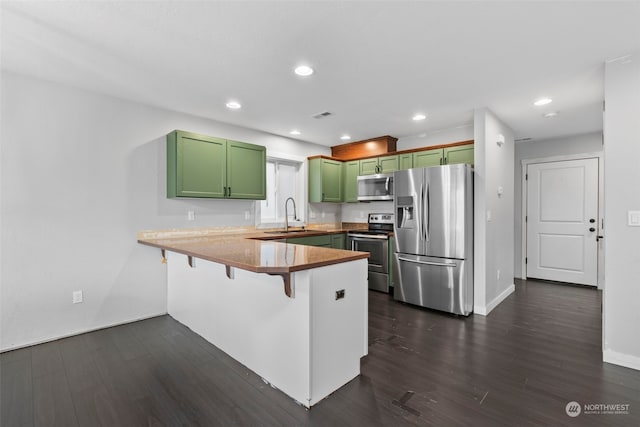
[2,1,639,146]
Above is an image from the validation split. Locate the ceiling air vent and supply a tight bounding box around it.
[312,111,332,119]
[515,137,532,142]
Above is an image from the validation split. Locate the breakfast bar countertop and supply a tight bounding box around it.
[137,228,369,275]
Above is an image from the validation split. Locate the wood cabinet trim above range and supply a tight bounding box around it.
[308,139,474,162]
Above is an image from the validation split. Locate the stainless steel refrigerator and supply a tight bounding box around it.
[393,164,473,315]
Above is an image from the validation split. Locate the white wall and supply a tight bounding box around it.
[514,133,603,278]
[602,54,640,370]
[473,108,515,315]
[0,71,330,351]
[397,124,473,151]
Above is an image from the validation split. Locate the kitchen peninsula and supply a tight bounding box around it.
[138,229,369,407]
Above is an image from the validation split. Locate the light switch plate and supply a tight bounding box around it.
[629,211,640,226]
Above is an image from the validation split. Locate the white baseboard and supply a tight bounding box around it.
[604,349,640,371]
[475,283,515,316]
[0,312,167,353]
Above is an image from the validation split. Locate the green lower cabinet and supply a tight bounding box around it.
[444,144,474,165]
[309,158,343,202]
[398,153,413,170]
[331,233,346,249]
[286,235,332,247]
[167,130,266,199]
[413,148,443,168]
[343,160,360,203]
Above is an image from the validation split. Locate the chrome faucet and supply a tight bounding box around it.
[284,197,298,232]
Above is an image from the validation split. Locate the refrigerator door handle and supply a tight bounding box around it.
[425,183,430,241]
[420,184,426,242]
[397,256,456,268]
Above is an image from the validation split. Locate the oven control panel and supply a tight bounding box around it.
[368,213,394,224]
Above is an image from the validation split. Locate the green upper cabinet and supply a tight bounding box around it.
[343,160,360,203]
[413,148,443,168]
[167,130,266,199]
[359,155,399,175]
[378,155,399,173]
[309,158,343,203]
[444,144,474,165]
[359,158,379,176]
[398,153,413,170]
[226,139,266,199]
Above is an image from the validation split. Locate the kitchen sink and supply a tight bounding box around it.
[263,229,315,234]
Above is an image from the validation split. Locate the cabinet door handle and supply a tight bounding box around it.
[228,187,231,197]
[223,187,227,197]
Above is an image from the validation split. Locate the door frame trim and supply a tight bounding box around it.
[521,152,604,289]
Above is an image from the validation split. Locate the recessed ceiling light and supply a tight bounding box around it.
[294,65,314,76]
[340,135,351,141]
[226,101,242,110]
[533,98,552,106]
[542,111,559,118]
[289,130,301,135]
[412,113,427,121]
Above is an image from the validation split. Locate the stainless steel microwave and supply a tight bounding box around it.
[357,173,394,201]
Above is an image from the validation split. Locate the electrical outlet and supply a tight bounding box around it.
[72,290,83,304]
[187,210,195,221]
[244,210,251,220]
[310,211,316,219]
[321,211,326,218]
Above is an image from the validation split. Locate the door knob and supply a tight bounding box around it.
[589,227,596,232]
[589,218,596,223]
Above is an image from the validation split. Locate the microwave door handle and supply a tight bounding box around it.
[385,177,390,194]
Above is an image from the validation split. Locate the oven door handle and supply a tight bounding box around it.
[397,257,456,268]
[350,240,384,269]
[347,234,389,240]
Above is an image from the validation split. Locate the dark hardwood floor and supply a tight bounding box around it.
[2,279,639,426]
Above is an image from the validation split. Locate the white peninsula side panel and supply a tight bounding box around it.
[166,251,368,407]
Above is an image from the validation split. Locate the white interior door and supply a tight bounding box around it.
[526,158,599,285]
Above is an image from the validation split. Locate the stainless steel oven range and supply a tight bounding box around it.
[347,213,394,293]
